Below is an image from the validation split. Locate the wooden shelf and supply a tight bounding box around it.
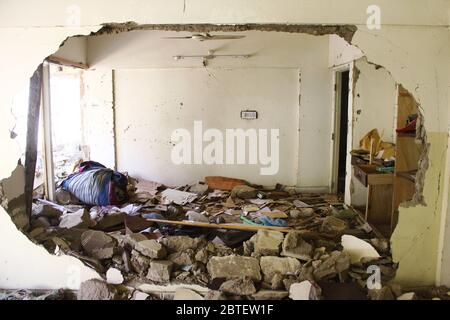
[391,85,423,232]
[396,171,417,183]
[397,132,416,138]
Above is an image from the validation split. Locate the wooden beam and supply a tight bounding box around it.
[41,63,55,201]
[46,55,89,70]
[25,64,43,218]
[145,217,293,233]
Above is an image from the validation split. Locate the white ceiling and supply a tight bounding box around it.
[86,29,332,68]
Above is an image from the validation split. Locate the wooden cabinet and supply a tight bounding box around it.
[351,85,423,237]
[390,86,423,232]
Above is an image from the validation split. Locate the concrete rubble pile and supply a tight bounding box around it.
[24,176,449,300]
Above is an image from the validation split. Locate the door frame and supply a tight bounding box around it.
[330,63,353,195]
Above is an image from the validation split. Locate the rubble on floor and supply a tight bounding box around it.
[24,175,450,300]
[0,289,76,300]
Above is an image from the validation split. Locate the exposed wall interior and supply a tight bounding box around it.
[54,36,88,65]
[0,0,449,291]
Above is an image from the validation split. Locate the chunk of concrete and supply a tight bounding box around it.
[55,188,80,205]
[320,216,348,233]
[173,288,204,300]
[146,260,173,282]
[207,255,261,281]
[160,236,206,253]
[313,251,350,280]
[219,277,257,296]
[341,234,380,263]
[130,250,151,275]
[77,279,117,300]
[194,247,210,264]
[168,249,195,267]
[231,185,257,199]
[135,239,167,259]
[289,280,321,300]
[189,183,209,195]
[260,256,301,282]
[95,213,124,231]
[298,208,315,218]
[113,232,147,249]
[252,290,289,300]
[81,230,116,260]
[59,209,90,229]
[281,231,313,261]
[32,203,63,218]
[254,230,284,256]
[271,272,284,290]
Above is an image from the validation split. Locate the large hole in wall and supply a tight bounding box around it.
[0,23,429,288]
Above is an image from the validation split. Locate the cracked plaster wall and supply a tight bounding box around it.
[0,0,449,289]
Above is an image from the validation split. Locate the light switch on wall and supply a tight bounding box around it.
[241,110,258,120]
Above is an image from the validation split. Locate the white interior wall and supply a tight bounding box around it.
[81,69,116,169]
[115,68,299,186]
[88,30,333,188]
[54,36,87,65]
[328,34,364,68]
[350,58,397,206]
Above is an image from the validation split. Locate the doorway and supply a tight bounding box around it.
[332,69,350,194]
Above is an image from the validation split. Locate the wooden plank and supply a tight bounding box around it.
[366,184,393,225]
[41,63,55,201]
[353,164,393,186]
[367,172,394,185]
[25,64,43,218]
[145,218,294,233]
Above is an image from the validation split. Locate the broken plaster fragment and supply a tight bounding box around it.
[341,234,380,263]
[289,280,321,300]
[106,267,124,285]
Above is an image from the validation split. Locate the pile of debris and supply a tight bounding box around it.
[24,176,448,300]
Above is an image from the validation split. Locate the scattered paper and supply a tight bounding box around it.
[160,189,197,205]
[136,179,161,196]
[263,210,288,219]
[249,199,269,206]
[293,200,312,208]
[121,203,142,216]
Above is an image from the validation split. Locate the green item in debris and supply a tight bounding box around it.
[333,209,358,220]
[240,215,260,225]
[376,166,395,173]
